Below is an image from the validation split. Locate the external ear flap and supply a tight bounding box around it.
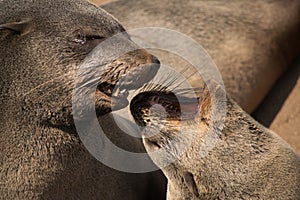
[199,80,227,122]
[0,18,32,35]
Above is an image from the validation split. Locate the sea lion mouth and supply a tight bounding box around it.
[89,51,160,115]
[130,91,199,126]
[130,91,199,150]
[74,60,160,118]
[97,81,129,100]
[94,82,126,111]
[97,82,115,97]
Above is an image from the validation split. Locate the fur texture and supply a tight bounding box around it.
[130,82,300,199]
[103,0,300,113]
[0,0,165,199]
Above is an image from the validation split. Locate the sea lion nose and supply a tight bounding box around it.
[143,50,160,74]
[117,49,160,90]
[150,54,160,65]
[149,54,160,77]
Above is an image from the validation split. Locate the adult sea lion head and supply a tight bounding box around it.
[0,0,160,124]
[0,0,163,198]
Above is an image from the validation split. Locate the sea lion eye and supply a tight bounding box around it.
[85,35,105,41]
[73,34,86,44]
[72,29,104,45]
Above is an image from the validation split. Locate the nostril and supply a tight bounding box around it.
[149,55,160,76]
[150,55,160,65]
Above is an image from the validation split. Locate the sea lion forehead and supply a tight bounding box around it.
[0,0,100,13]
[0,0,125,36]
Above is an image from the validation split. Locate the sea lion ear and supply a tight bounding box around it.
[199,80,226,120]
[0,18,32,35]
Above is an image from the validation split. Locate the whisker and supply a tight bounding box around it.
[170,66,199,90]
[23,72,74,97]
[32,80,74,102]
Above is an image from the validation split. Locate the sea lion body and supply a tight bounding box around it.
[130,82,300,199]
[103,0,300,113]
[1,0,300,199]
[0,0,165,199]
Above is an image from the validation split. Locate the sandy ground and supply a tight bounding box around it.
[90,0,299,155]
[253,60,300,155]
[271,76,299,154]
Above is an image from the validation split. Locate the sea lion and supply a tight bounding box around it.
[252,60,300,155]
[0,0,166,199]
[130,81,300,199]
[103,0,300,113]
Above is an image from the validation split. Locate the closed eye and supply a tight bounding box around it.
[85,35,105,40]
[72,29,105,44]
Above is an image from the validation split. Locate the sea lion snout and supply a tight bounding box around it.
[130,88,201,155]
[93,48,160,115]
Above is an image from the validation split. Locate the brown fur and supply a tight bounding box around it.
[130,81,300,199]
[0,0,166,199]
[103,0,300,113]
[1,0,300,199]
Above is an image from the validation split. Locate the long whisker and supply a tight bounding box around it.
[170,65,199,91]
[22,72,74,97]
[32,79,74,102]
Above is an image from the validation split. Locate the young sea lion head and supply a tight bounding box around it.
[130,80,226,164]
[0,0,160,127]
[129,80,227,198]
[130,79,300,199]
